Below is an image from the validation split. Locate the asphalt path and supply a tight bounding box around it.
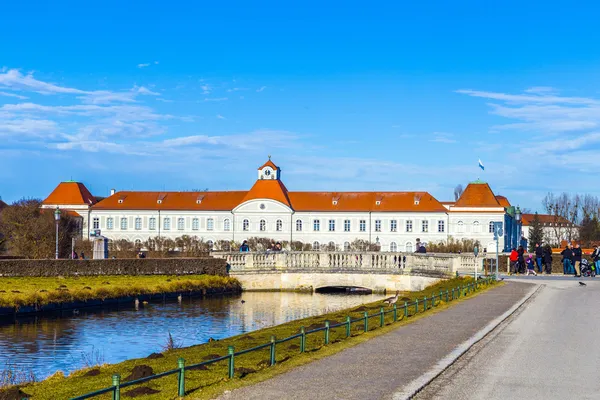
[415,278,600,400]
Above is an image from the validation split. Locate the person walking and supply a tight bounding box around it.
[543,245,553,274]
[239,240,250,252]
[535,243,544,274]
[561,244,573,275]
[517,245,526,274]
[592,245,600,276]
[573,243,583,277]
[526,254,537,276]
[509,248,519,275]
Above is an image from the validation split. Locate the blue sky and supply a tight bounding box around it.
[2,1,600,211]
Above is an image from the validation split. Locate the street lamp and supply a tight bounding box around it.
[54,207,61,260]
[473,245,479,280]
[515,206,523,249]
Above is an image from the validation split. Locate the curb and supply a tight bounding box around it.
[392,283,542,400]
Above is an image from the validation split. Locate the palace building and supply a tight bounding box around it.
[41,159,523,252]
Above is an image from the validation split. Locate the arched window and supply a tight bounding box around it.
[276,219,283,231]
[120,217,128,230]
[107,217,114,230]
[134,239,142,248]
[344,241,350,251]
[312,241,320,251]
[405,242,413,252]
[328,241,336,251]
[177,218,184,230]
[206,218,214,231]
[473,221,480,233]
[224,219,231,231]
[163,217,171,230]
[457,221,464,233]
[260,219,266,231]
[390,242,398,252]
[149,217,156,230]
[296,219,302,231]
[192,218,199,230]
[243,219,249,231]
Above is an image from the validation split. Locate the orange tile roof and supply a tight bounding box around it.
[241,179,292,208]
[454,182,501,208]
[495,195,511,207]
[43,182,97,206]
[287,192,447,212]
[258,159,279,170]
[522,213,573,226]
[93,191,247,211]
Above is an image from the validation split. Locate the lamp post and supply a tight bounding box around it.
[473,245,479,280]
[54,207,61,260]
[515,206,522,249]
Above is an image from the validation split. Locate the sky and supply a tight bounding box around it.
[2,1,600,211]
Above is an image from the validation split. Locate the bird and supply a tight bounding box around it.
[383,290,400,306]
[579,282,587,286]
[241,300,246,304]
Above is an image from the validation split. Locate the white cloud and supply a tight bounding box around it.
[429,132,456,143]
[216,114,225,119]
[201,84,211,94]
[227,87,246,92]
[524,86,556,94]
[204,97,228,102]
[256,86,266,92]
[0,69,86,95]
[137,63,150,68]
[0,119,59,137]
[0,91,28,100]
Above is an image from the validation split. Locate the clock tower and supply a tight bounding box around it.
[257,157,281,180]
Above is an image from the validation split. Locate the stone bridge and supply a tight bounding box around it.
[212,251,486,293]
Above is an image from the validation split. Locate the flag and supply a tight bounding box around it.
[478,159,485,171]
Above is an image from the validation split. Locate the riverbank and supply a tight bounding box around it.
[14,276,498,399]
[0,275,241,310]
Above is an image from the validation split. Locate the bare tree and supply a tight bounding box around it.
[454,184,464,201]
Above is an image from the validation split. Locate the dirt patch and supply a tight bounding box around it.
[202,354,222,361]
[146,353,164,360]
[305,323,325,331]
[288,344,300,351]
[0,387,30,400]
[355,324,364,331]
[124,365,154,382]
[353,306,368,312]
[400,297,412,302]
[279,356,291,363]
[256,359,270,369]
[188,364,208,371]
[243,335,255,340]
[123,386,161,397]
[83,368,101,377]
[235,367,257,378]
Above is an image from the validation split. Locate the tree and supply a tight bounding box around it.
[454,185,464,201]
[578,216,600,246]
[527,213,545,252]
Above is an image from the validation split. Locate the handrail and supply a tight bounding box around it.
[70,277,494,400]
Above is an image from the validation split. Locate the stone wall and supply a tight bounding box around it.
[0,258,227,277]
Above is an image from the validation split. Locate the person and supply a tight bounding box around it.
[543,245,553,274]
[273,242,282,252]
[535,243,544,274]
[526,254,537,276]
[72,251,79,260]
[573,243,582,277]
[517,245,526,274]
[509,248,519,275]
[239,240,250,252]
[561,244,573,275]
[80,252,85,260]
[592,245,600,276]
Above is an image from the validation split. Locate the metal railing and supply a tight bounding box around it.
[71,277,495,400]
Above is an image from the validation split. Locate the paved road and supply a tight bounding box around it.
[218,282,534,400]
[415,278,600,400]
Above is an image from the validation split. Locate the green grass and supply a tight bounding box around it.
[14,276,499,400]
[0,275,241,309]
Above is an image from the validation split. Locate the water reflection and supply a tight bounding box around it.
[0,291,385,379]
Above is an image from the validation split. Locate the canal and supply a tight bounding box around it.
[0,291,386,380]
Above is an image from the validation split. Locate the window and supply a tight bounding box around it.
[390,220,397,232]
[344,241,350,251]
[329,219,335,232]
[260,219,266,231]
[296,219,302,231]
[438,220,445,233]
[328,241,336,250]
[134,239,142,248]
[406,220,413,232]
[177,218,184,230]
[224,219,231,231]
[312,241,320,251]
[135,217,142,230]
[207,218,214,231]
[164,218,171,230]
[359,220,366,232]
[120,217,127,230]
[375,220,381,232]
[313,219,320,232]
[243,219,249,231]
[457,221,464,233]
[422,220,428,233]
[192,218,199,230]
[489,221,495,233]
[149,217,156,230]
[92,217,99,229]
[207,240,213,250]
[473,221,480,233]
[107,217,114,230]
[276,219,283,231]
[390,242,398,252]
[344,220,351,232]
[405,242,413,252]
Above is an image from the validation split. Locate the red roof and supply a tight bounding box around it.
[258,159,279,170]
[43,182,96,206]
[522,213,573,226]
[93,191,247,211]
[454,182,501,208]
[495,196,511,207]
[288,192,447,212]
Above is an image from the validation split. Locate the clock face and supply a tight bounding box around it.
[264,169,271,176]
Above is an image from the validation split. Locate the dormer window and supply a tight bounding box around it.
[332,200,338,205]
[196,194,204,205]
[118,195,126,204]
[375,200,381,206]
[118,199,123,204]
[157,200,162,204]
[157,193,166,204]
[414,194,422,205]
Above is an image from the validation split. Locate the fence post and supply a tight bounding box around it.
[424,296,427,310]
[228,346,235,379]
[300,326,306,353]
[439,291,443,305]
[177,358,185,397]
[415,299,419,314]
[404,301,408,318]
[346,316,351,337]
[112,374,120,400]
[393,304,397,322]
[380,307,385,327]
[270,335,276,366]
[324,321,330,345]
[363,311,369,332]
[445,290,449,302]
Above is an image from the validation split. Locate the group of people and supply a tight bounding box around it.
[71,251,85,260]
[560,243,600,277]
[509,243,553,276]
[239,240,283,253]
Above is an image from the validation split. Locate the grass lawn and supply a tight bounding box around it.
[13,276,499,400]
[0,275,241,308]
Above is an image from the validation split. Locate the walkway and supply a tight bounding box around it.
[414,278,600,400]
[218,281,535,400]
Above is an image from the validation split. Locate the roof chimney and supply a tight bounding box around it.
[110,188,116,196]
